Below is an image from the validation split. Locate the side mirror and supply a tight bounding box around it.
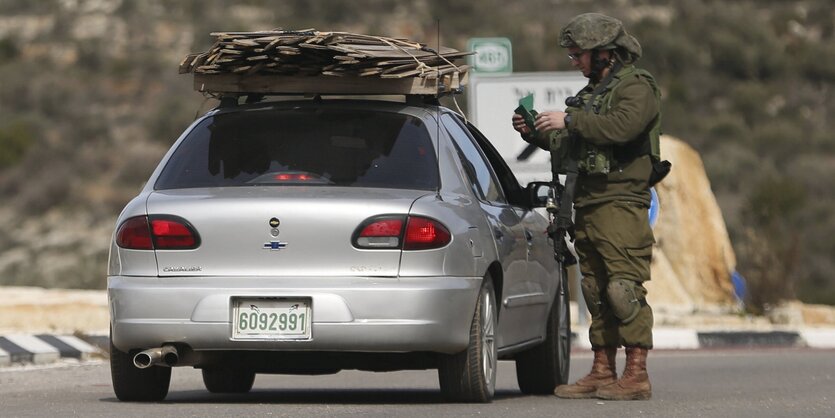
[526,181,554,208]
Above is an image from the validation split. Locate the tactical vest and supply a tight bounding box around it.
[566,66,662,175]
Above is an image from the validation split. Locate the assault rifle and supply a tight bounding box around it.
[546,166,578,266]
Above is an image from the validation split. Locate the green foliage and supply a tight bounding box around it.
[0,0,832,306]
[0,121,36,169]
[744,176,806,229]
[796,42,835,82]
[736,176,806,313]
[0,37,19,61]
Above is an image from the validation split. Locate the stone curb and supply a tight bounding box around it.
[2,329,834,368]
[0,334,101,367]
[571,327,835,350]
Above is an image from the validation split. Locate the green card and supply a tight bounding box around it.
[514,94,538,135]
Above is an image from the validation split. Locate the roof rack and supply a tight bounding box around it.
[181,29,471,98]
[193,72,467,97]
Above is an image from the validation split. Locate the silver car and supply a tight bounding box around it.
[108,98,570,402]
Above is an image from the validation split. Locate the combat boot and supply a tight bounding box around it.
[554,347,617,399]
[596,346,651,400]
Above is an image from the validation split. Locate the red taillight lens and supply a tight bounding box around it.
[151,218,197,249]
[360,219,404,237]
[115,215,199,250]
[116,216,153,250]
[353,215,450,250]
[404,216,451,250]
[274,173,313,181]
[354,216,405,249]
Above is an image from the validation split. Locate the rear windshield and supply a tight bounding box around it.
[154,107,438,190]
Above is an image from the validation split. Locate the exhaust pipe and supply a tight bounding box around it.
[133,345,179,369]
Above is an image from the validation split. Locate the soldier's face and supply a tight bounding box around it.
[567,47,592,78]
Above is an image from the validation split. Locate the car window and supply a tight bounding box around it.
[463,121,527,207]
[441,113,505,204]
[155,108,439,190]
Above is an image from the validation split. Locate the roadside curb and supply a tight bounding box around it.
[0,334,101,367]
[571,327,835,350]
[2,328,834,368]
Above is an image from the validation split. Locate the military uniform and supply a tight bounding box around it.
[518,13,662,401]
[525,62,660,348]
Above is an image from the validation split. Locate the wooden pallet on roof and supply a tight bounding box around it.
[181,29,472,96]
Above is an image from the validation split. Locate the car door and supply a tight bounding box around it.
[463,119,559,345]
[441,112,535,349]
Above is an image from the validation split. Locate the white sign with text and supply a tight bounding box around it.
[467,72,587,171]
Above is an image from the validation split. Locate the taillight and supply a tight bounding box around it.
[353,215,405,249]
[151,218,199,249]
[116,216,153,250]
[404,216,451,250]
[116,215,200,250]
[352,215,450,250]
[274,173,312,181]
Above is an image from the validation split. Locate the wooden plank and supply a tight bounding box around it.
[179,53,198,74]
[193,73,463,95]
[185,29,472,92]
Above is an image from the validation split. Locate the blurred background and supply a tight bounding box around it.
[0,0,832,315]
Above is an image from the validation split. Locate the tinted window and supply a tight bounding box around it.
[155,108,438,190]
[441,114,505,203]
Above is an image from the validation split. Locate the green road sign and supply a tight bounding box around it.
[468,37,512,74]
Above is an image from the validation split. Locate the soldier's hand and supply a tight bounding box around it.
[512,113,531,136]
[534,111,567,133]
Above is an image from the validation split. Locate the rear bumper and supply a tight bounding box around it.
[109,275,480,355]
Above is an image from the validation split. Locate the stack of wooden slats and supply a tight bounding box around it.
[179,30,471,80]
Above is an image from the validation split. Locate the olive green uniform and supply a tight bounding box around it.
[526,64,659,348]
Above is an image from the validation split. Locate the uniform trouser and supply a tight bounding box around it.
[574,200,655,348]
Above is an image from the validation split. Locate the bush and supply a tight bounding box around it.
[0,121,36,169]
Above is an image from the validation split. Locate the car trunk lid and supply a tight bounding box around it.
[146,187,429,277]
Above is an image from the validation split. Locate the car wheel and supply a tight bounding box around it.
[202,367,256,393]
[515,263,571,394]
[110,336,171,402]
[438,276,497,403]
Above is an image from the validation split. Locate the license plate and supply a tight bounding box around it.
[231,298,312,340]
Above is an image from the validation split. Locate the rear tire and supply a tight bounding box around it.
[110,337,171,402]
[202,367,256,393]
[438,276,497,403]
[515,263,571,394]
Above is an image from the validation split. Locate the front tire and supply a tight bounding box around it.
[515,263,571,394]
[202,367,256,393]
[438,276,497,403]
[110,337,171,402]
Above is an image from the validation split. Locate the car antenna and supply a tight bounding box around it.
[435,18,442,201]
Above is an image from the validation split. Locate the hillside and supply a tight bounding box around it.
[0,0,833,312]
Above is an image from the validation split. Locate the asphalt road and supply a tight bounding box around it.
[1,349,833,418]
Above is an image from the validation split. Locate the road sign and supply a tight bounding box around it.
[467,72,587,179]
[467,37,512,74]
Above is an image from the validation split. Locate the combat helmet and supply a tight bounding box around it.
[559,13,642,63]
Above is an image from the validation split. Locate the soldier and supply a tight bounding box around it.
[512,13,662,400]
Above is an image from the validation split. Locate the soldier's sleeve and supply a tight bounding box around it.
[565,77,659,146]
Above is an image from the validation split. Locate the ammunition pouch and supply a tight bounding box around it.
[649,159,672,186]
[577,142,613,175]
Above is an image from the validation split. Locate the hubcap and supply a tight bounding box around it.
[481,289,496,384]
